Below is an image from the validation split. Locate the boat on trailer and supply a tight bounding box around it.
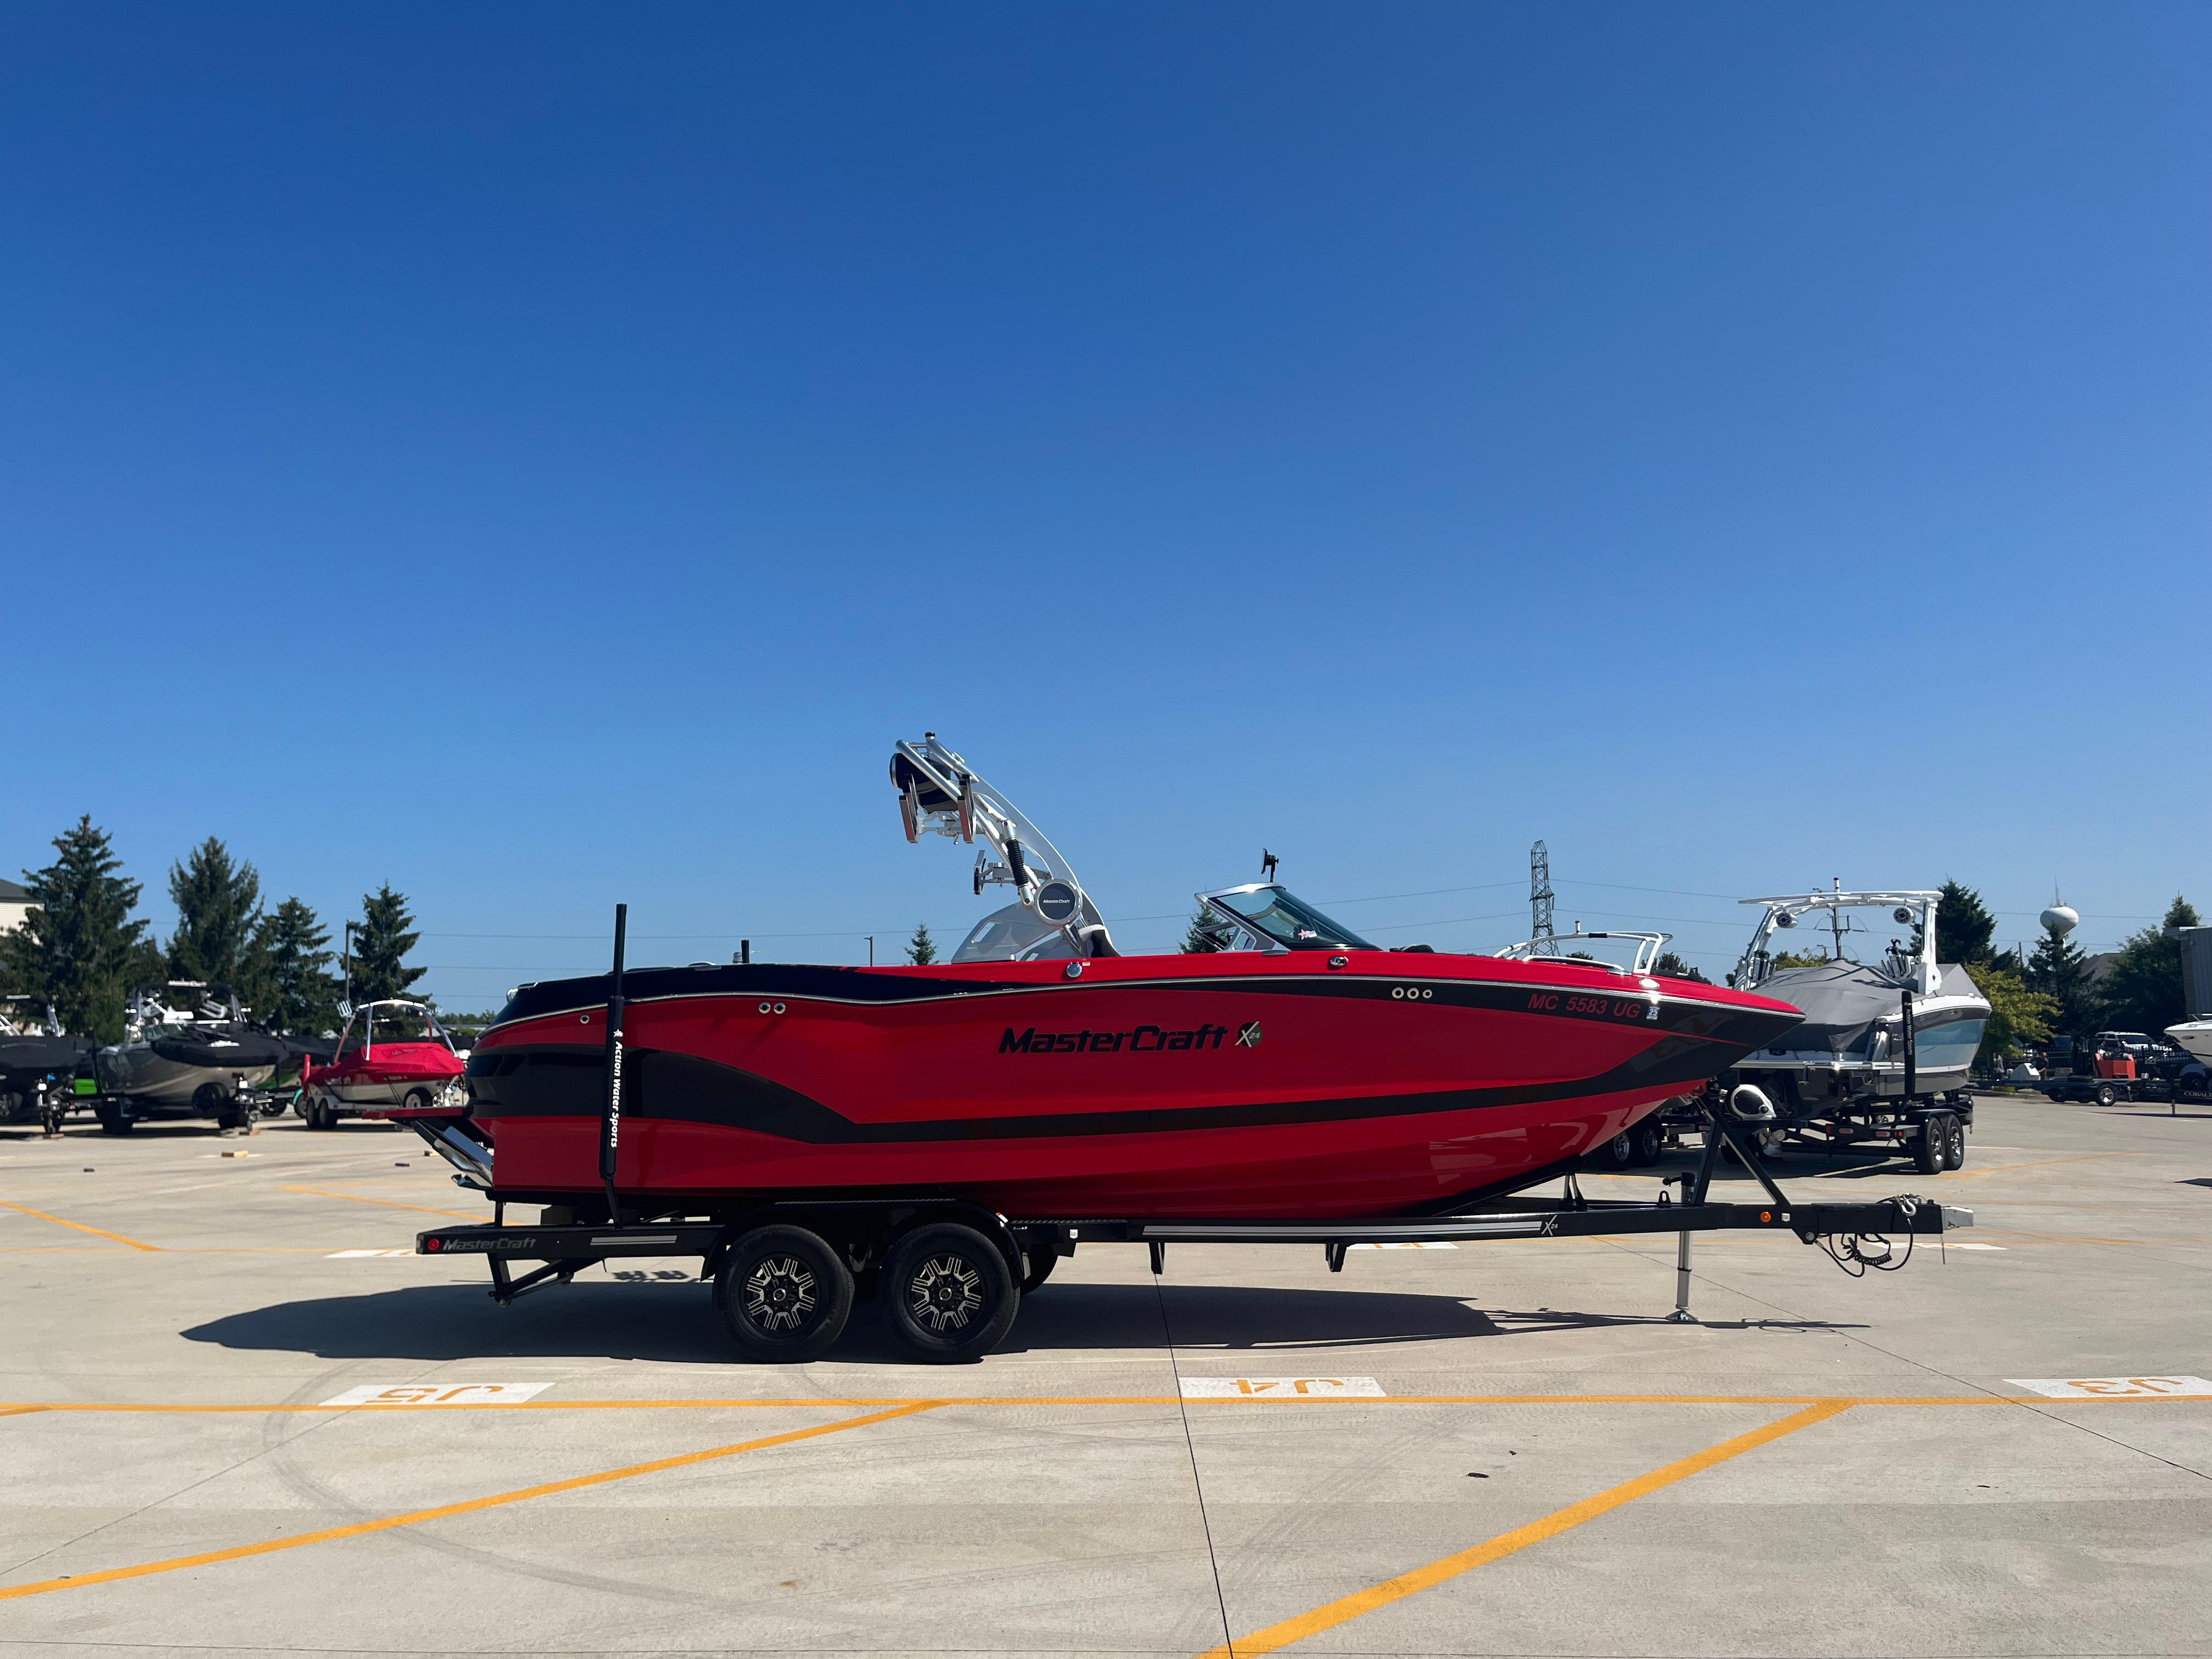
[1713,886,1992,1170]
[298,1000,464,1129]
[395,735,1968,1363]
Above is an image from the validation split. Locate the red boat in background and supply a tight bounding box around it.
[462,735,1799,1218]
[301,1000,464,1130]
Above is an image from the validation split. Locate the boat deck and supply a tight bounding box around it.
[3,1091,2208,1656]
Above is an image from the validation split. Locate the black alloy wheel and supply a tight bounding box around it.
[1913,1116,1946,1175]
[2095,1084,2117,1108]
[1020,1242,1058,1295]
[715,1224,854,1363]
[1943,1116,1967,1170]
[881,1222,1019,1363]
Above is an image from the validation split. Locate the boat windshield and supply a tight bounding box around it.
[1208,885,1377,951]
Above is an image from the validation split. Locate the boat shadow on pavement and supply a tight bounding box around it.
[180,1280,1859,1366]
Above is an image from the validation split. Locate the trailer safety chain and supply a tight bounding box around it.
[1816,1193,1920,1278]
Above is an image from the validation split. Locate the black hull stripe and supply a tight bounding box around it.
[466,1015,1794,1144]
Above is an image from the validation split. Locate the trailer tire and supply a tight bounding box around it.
[1943,1115,1966,1171]
[2095,1084,2117,1108]
[715,1225,853,1364]
[1629,1120,1663,1166]
[1913,1117,1946,1175]
[881,1222,1019,1363]
[402,1088,433,1113]
[97,1108,134,1135]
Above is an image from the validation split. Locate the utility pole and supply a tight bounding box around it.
[866,935,876,967]
[1530,841,1558,957]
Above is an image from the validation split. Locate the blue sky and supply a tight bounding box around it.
[6,4,2207,1005]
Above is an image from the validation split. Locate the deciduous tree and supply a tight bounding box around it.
[1964,961,2056,1070]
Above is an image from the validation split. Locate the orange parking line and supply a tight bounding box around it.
[0,1401,939,1602]
[1193,1401,1850,1658]
[278,1186,481,1221]
[0,1200,160,1252]
[1935,1152,2143,1181]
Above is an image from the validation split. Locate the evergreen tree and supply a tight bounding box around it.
[349,884,426,1002]
[166,837,264,992]
[253,898,338,1033]
[1650,950,1711,985]
[0,817,151,1042]
[1931,879,1997,965]
[2027,923,2097,1039]
[1181,909,1228,953]
[904,921,938,966]
[2097,895,2200,1036]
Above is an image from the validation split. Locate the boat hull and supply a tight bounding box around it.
[95,1043,276,1110]
[467,954,1802,1218]
[308,1041,464,1110]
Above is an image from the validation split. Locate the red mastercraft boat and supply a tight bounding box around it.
[301,999,465,1130]
[462,736,1801,1220]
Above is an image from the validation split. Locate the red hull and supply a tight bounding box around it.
[304,1041,464,1104]
[466,951,1798,1220]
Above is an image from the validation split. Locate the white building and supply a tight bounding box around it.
[0,877,32,936]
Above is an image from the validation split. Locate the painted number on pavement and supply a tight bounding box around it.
[1180,1376,1386,1398]
[2007,1375,2212,1400]
[321,1382,552,1407]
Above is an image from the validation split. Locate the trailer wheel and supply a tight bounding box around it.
[1629,1120,1663,1166]
[715,1225,853,1363]
[2095,1084,2117,1108]
[97,1107,134,1135]
[402,1088,433,1113]
[1943,1115,1966,1171]
[1020,1243,1058,1295]
[881,1222,1019,1363]
[1913,1117,1946,1175]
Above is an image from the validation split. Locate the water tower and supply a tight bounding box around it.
[2040,895,2079,936]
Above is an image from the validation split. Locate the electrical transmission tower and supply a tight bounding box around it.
[1530,840,1558,956]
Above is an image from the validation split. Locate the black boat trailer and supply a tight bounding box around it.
[396,1105,1971,1358]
